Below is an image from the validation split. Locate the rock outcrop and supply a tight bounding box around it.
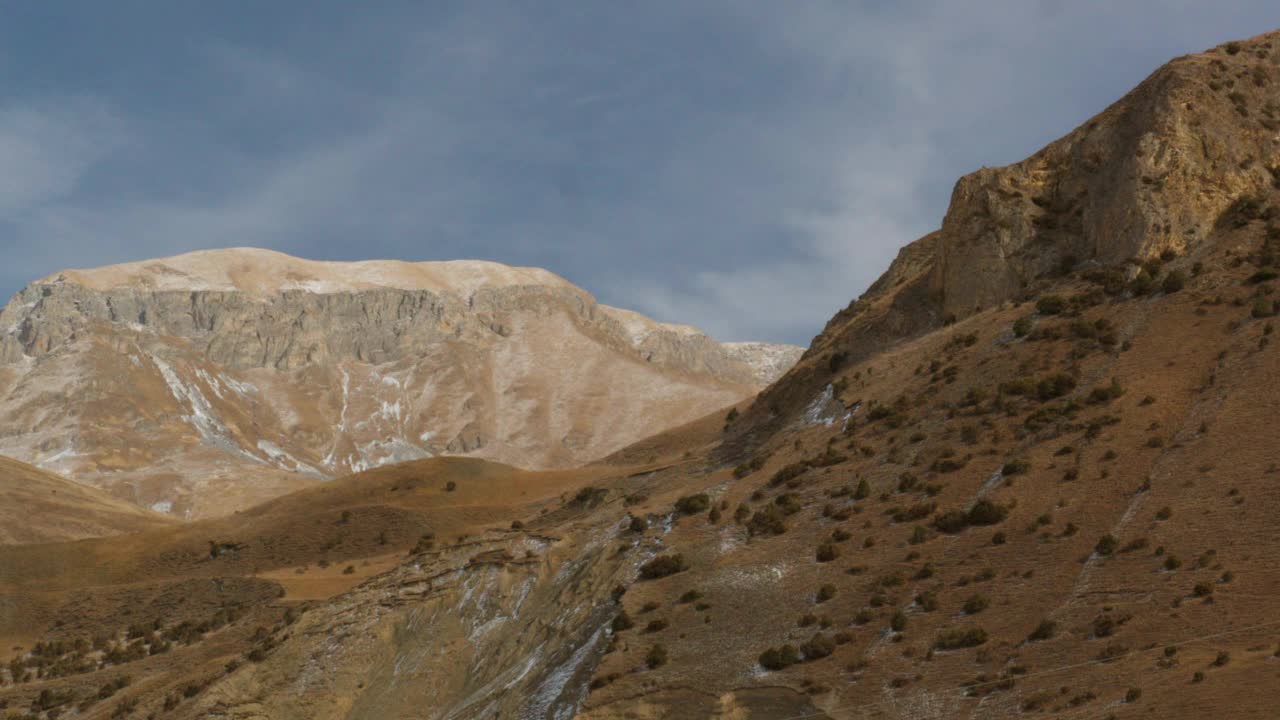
[734,29,1280,447]
[0,249,801,518]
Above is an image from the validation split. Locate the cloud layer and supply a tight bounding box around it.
[0,2,1275,344]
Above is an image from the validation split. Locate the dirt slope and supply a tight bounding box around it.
[0,456,173,545]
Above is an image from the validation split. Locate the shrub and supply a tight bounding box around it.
[816,584,837,603]
[1095,534,1119,556]
[1001,458,1030,476]
[679,589,703,604]
[962,594,990,615]
[674,494,710,515]
[1013,316,1034,337]
[892,502,936,523]
[445,481,457,492]
[645,644,668,669]
[815,543,840,563]
[1036,373,1077,401]
[890,611,907,632]
[769,462,811,487]
[1164,555,1183,571]
[934,626,988,650]
[1027,619,1057,642]
[967,500,1008,527]
[628,516,648,533]
[639,554,687,580]
[409,534,436,555]
[934,510,970,534]
[759,645,799,671]
[800,633,836,660]
[1162,270,1187,293]
[1249,267,1279,284]
[643,619,668,633]
[746,506,788,536]
[1036,295,1067,315]
[611,611,634,632]
[1126,687,1143,703]
[853,478,871,500]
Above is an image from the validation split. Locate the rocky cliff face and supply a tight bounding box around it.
[0,249,801,518]
[735,30,1280,446]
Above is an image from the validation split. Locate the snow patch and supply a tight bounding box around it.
[152,356,258,461]
[802,383,843,426]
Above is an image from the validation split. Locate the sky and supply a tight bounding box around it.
[0,2,1276,345]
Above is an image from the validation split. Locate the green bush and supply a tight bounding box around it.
[890,611,907,632]
[1036,295,1067,315]
[1162,270,1187,293]
[1095,534,1119,556]
[1001,458,1030,476]
[643,619,668,633]
[967,500,1008,527]
[816,584,836,603]
[1036,373,1077,401]
[611,611,634,632]
[934,626,989,650]
[799,633,836,660]
[758,644,799,671]
[962,594,989,615]
[1027,619,1057,642]
[674,494,710,515]
[853,478,871,500]
[746,506,788,536]
[639,554,687,580]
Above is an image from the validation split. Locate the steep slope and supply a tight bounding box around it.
[736,28,1280,447]
[0,248,801,518]
[0,456,173,544]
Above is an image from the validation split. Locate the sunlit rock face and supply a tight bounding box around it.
[0,248,801,518]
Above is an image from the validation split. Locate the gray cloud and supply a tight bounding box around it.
[0,2,1275,344]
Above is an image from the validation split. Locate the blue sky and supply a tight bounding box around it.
[0,2,1275,345]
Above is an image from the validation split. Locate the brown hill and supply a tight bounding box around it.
[0,456,173,545]
[3,28,1280,720]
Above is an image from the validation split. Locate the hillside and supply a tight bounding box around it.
[0,248,801,518]
[0,456,173,545]
[2,28,1280,720]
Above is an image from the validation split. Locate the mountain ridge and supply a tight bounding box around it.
[0,248,801,518]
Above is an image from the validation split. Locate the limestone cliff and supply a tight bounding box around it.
[0,249,801,518]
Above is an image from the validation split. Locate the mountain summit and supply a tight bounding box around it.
[0,248,801,517]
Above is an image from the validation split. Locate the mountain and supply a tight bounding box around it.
[3,29,1280,720]
[0,248,801,518]
[0,456,173,544]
